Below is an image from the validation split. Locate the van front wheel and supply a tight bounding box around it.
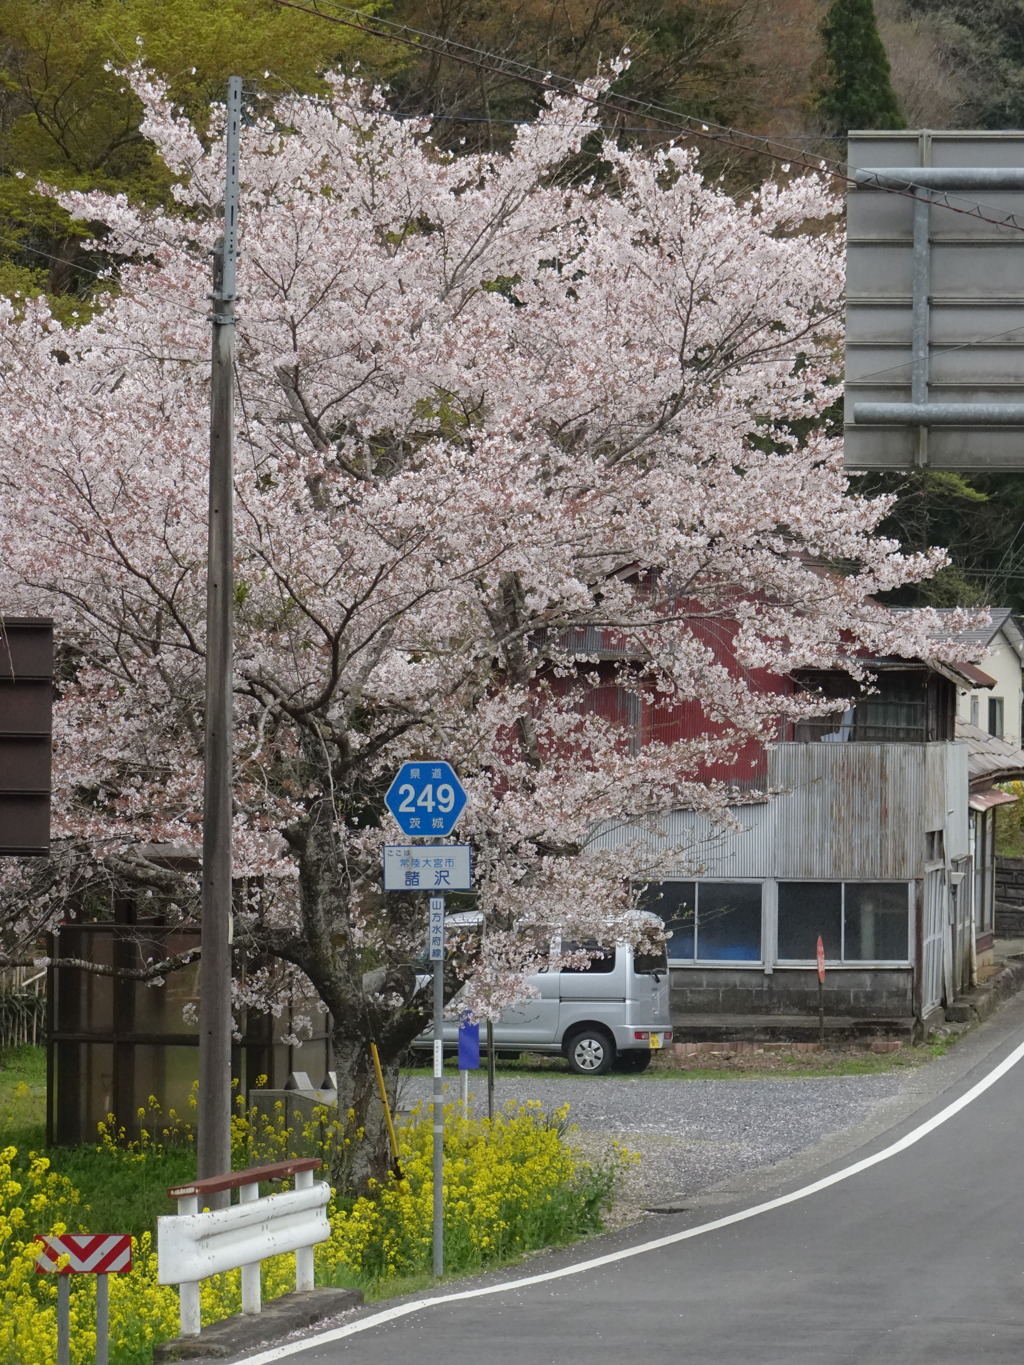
[564,1027,615,1076]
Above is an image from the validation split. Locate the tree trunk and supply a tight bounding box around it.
[329,1028,402,1196]
[289,792,426,1196]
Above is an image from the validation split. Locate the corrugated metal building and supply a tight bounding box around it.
[595,657,1024,1038]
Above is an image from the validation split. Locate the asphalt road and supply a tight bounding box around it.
[236,1005,1024,1365]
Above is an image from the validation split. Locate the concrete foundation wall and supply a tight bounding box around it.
[670,966,915,1020]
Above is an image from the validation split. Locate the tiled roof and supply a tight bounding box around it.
[956,718,1024,787]
[928,606,1017,653]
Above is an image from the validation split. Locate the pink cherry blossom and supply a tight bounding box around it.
[0,71,979,1179]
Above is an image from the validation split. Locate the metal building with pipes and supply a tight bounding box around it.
[845,130,1024,473]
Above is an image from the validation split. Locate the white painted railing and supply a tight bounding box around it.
[157,1158,331,1338]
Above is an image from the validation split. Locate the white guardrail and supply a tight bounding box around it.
[157,1157,331,1338]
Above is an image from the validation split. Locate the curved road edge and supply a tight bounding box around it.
[228,989,1024,1363]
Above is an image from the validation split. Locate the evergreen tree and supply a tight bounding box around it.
[816,0,905,133]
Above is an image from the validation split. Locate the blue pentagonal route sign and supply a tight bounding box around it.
[384,761,467,838]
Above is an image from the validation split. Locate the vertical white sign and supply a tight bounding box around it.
[428,895,445,961]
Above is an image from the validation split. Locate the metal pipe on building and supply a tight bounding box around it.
[853,403,1024,426]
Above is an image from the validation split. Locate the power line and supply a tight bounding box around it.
[386,109,847,138]
[274,0,1024,236]
[0,232,110,284]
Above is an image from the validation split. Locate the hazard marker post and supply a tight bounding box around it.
[816,935,827,1047]
[35,1233,132,1365]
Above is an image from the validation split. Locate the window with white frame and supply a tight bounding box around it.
[777,882,911,962]
[644,881,763,962]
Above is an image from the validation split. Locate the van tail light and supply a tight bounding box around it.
[633,1031,650,1040]
[665,1031,672,1041]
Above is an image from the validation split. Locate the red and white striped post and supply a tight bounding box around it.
[35,1233,133,1365]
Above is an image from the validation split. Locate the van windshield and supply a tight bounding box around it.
[634,948,668,976]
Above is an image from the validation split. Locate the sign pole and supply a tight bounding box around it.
[35,1233,132,1362]
[381,762,470,1281]
[56,1275,70,1365]
[486,1019,495,1121]
[96,1272,110,1365]
[430,893,445,1277]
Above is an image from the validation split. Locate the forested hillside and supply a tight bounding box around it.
[2,0,1021,608]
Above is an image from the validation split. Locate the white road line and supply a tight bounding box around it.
[236,1034,1024,1362]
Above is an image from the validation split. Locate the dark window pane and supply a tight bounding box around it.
[639,882,695,959]
[696,883,762,961]
[560,941,616,973]
[778,883,841,960]
[844,883,909,960]
[989,697,1004,738]
[634,947,668,976]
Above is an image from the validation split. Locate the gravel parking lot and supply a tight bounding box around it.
[400,1069,911,1224]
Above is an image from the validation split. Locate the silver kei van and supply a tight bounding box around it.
[414,913,672,1075]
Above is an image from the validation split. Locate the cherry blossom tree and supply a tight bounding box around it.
[0,70,961,1184]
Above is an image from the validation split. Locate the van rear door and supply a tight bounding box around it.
[632,944,671,1028]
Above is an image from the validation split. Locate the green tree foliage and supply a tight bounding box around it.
[858,470,1024,611]
[382,0,761,152]
[816,0,905,133]
[899,0,1024,127]
[0,0,399,300]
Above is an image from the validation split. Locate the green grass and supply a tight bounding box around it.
[48,1143,196,1239]
[0,1043,46,1146]
[650,1057,907,1079]
[401,1044,928,1081]
[0,1044,193,1238]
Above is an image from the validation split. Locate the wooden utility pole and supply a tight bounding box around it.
[198,76,242,1184]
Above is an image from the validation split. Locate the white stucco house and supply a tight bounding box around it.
[940,608,1024,749]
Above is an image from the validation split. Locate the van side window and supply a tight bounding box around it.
[560,941,616,973]
[634,948,668,975]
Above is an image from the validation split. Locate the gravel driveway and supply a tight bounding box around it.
[399,1070,910,1224]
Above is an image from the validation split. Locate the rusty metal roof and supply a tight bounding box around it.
[946,661,998,689]
[969,789,1018,812]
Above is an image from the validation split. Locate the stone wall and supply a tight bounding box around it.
[670,965,914,1024]
[995,856,1024,935]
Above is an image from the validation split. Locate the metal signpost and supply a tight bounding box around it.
[383,761,468,1277]
[35,1233,132,1365]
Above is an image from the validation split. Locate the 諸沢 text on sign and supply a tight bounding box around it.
[382,844,472,891]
